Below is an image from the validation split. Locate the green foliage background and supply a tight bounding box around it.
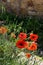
[0,12,43,49]
[0,11,43,65]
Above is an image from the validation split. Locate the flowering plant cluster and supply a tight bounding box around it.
[0,26,39,65]
[16,32,38,58]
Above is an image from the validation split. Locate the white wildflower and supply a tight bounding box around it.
[40,62,43,65]
[18,56,28,64]
[17,52,25,56]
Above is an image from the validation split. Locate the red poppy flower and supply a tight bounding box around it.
[16,40,28,49]
[18,32,27,39]
[25,53,31,58]
[27,42,37,51]
[30,33,38,41]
